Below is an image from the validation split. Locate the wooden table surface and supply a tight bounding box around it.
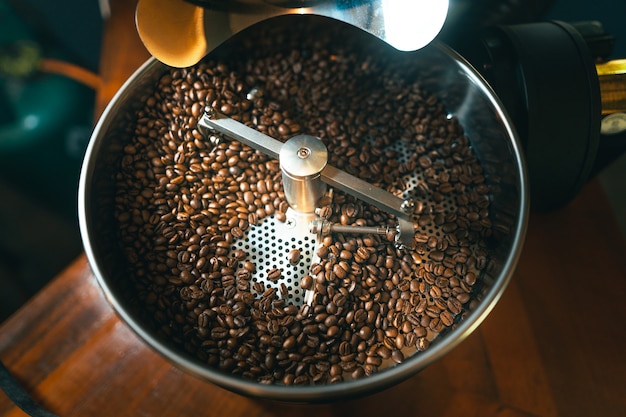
[2,1,626,416]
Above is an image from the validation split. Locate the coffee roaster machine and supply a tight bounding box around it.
[78,0,626,401]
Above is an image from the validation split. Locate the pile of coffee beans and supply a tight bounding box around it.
[113,18,492,385]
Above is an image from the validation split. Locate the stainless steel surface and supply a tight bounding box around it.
[199,110,283,159]
[232,207,319,306]
[280,135,328,213]
[396,217,416,249]
[309,218,393,237]
[320,165,414,219]
[78,20,527,401]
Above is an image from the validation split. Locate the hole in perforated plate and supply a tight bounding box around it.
[231,209,318,306]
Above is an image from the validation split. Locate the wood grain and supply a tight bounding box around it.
[1,1,625,416]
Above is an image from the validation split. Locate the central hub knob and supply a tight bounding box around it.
[297,147,311,159]
[279,135,328,213]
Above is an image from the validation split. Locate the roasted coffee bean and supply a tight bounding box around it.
[416,337,429,351]
[447,297,463,315]
[300,275,313,291]
[267,268,282,282]
[288,249,301,265]
[351,367,366,380]
[386,348,402,365]
[440,310,455,327]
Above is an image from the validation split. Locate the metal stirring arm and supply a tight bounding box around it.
[198,110,416,248]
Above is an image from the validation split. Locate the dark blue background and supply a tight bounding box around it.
[546,0,626,59]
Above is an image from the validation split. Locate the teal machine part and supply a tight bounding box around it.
[0,0,96,219]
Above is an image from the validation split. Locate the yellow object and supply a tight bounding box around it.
[135,0,207,68]
[596,59,626,114]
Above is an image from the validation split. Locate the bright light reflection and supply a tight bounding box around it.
[294,7,313,15]
[382,0,449,51]
[23,115,39,130]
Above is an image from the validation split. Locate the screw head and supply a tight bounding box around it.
[401,199,415,214]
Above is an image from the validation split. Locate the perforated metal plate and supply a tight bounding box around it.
[231,209,318,306]
[229,126,464,307]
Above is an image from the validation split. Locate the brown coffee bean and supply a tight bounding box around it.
[358,326,372,340]
[288,249,301,265]
[391,350,404,364]
[326,325,340,338]
[267,268,282,282]
[300,275,313,290]
[333,263,347,279]
[440,310,454,327]
[351,367,365,380]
